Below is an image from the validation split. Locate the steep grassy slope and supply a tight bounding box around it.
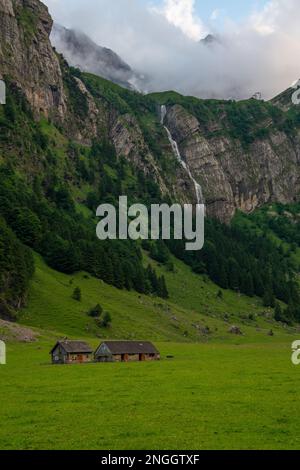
[18,253,296,344]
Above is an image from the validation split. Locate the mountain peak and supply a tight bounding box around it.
[200,34,220,46]
[51,24,144,91]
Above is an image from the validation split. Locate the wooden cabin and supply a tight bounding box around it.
[50,340,93,364]
[94,341,160,363]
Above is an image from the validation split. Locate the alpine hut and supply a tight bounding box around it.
[94,341,160,363]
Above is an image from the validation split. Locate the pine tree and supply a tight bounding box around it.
[245,273,254,297]
[122,261,134,291]
[150,240,170,264]
[284,303,296,324]
[147,264,159,294]
[217,290,223,300]
[263,289,275,308]
[72,287,82,302]
[254,272,264,297]
[158,275,169,299]
[101,255,114,286]
[218,263,228,290]
[113,260,125,290]
[134,265,147,294]
[274,302,283,322]
[100,311,112,328]
[227,258,239,291]
[208,258,220,285]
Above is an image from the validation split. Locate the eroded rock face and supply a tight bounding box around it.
[67,76,102,144]
[0,0,66,119]
[110,111,169,195]
[164,104,300,222]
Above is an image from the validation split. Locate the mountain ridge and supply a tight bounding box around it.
[51,24,145,92]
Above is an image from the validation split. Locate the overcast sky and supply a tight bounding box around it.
[43,0,300,100]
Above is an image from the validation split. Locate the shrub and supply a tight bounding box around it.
[88,304,103,318]
[100,311,112,328]
[72,287,82,302]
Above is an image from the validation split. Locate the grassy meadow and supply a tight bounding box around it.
[1,252,300,450]
[0,339,299,450]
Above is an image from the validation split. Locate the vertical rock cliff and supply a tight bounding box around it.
[163,103,300,222]
[0,0,66,119]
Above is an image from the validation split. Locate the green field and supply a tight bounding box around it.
[1,339,299,450]
[1,253,300,450]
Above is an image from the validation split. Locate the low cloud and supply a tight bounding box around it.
[153,0,208,41]
[44,0,300,100]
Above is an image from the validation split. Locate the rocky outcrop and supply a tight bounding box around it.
[0,0,109,142]
[66,75,102,144]
[110,112,169,195]
[0,0,66,120]
[164,104,300,222]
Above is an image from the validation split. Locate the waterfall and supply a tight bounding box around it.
[161,105,204,205]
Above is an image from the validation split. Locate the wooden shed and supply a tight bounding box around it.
[50,340,93,364]
[94,341,160,363]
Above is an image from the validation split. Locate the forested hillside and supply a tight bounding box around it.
[0,0,299,329]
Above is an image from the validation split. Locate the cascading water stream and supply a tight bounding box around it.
[161,105,204,205]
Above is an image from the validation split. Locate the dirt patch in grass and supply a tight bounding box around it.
[0,320,39,343]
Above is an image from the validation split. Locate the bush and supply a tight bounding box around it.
[88,304,103,318]
[100,311,112,328]
[72,287,82,302]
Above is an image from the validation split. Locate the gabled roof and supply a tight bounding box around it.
[50,340,93,355]
[95,341,159,356]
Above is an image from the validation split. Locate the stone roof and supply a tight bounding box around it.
[95,341,159,356]
[50,340,93,355]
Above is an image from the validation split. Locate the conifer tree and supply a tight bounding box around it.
[72,287,82,302]
[263,289,275,308]
[158,275,169,299]
[274,302,283,322]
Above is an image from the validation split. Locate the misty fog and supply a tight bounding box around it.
[45,0,300,100]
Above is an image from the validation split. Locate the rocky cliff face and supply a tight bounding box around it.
[0,0,66,119]
[164,104,300,222]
